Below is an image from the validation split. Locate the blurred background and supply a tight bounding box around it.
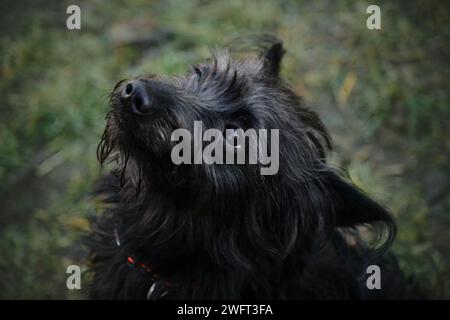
[0,0,448,299]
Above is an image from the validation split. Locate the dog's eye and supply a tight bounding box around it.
[224,125,242,149]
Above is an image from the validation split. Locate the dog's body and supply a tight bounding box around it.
[88,38,417,299]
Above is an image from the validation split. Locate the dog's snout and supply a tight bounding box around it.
[120,80,153,114]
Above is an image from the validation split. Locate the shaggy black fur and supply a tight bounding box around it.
[88,36,418,299]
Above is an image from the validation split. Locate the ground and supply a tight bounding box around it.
[0,0,448,299]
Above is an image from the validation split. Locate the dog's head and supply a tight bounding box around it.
[99,38,394,251]
[100,40,325,191]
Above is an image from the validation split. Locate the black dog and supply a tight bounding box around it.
[89,37,417,299]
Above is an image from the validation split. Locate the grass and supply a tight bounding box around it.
[0,0,448,298]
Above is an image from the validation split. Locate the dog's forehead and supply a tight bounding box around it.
[215,52,264,74]
[212,52,264,77]
[178,51,265,92]
[184,51,263,79]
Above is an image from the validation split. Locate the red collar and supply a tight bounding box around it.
[114,227,161,277]
[127,255,159,277]
[115,227,188,299]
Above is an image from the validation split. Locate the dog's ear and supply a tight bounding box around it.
[263,42,285,76]
[321,170,393,227]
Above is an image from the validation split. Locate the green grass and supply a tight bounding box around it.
[0,0,448,298]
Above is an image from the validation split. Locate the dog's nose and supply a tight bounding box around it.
[121,80,153,114]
